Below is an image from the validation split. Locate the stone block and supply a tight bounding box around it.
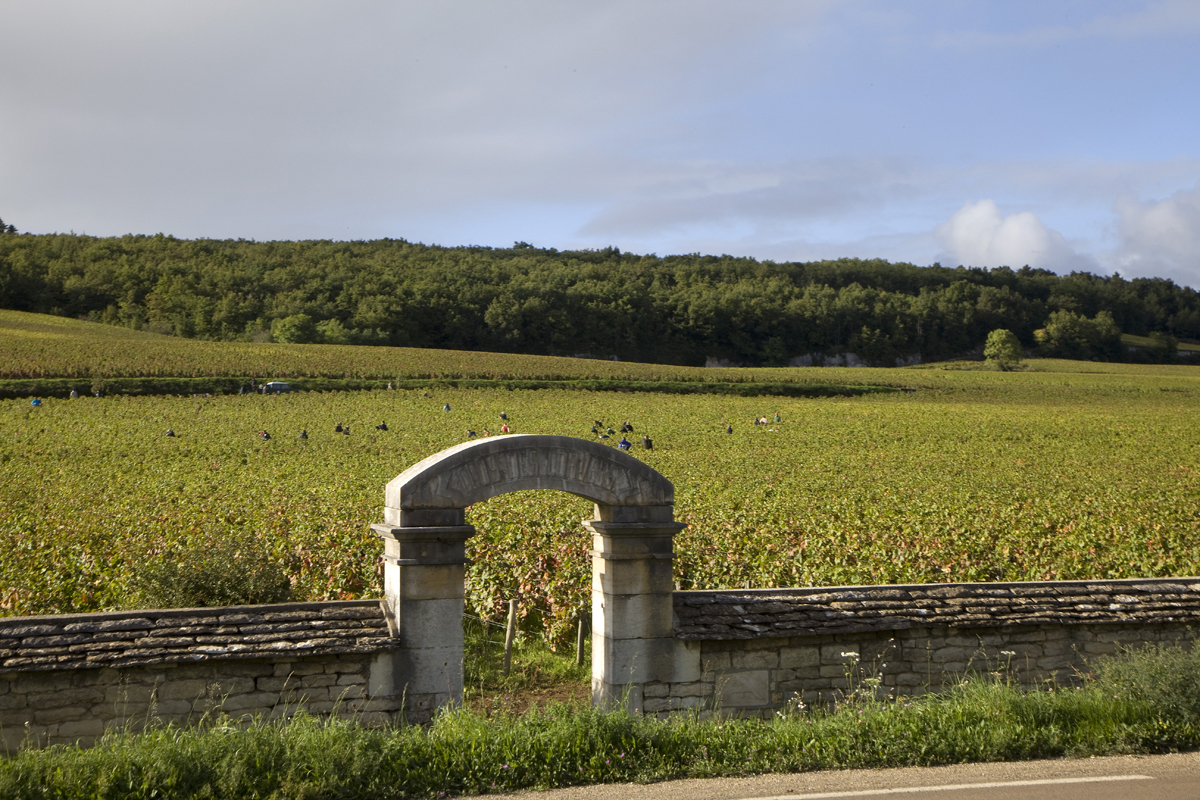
[328,660,366,674]
[389,646,464,697]
[394,598,466,646]
[730,649,779,670]
[0,693,27,711]
[153,700,194,716]
[1037,655,1075,670]
[300,674,338,688]
[34,706,85,725]
[819,665,849,679]
[700,652,731,672]
[274,661,325,677]
[593,591,674,640]
[820,644,859,664]
[592,558,674,596]
[54,718,105,741]
[932,647,970,663]
[336,674,366,686]
[670,682,706,698]
[157,679,210,701]
[594,636,699,685]
[715,670,769,708]
[257,676,301,693]
[643,682,669,697]
[214,692,280,713]
[395,564,467,601]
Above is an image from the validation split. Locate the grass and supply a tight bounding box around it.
[462,615,591,715]
[2,643,1199,798]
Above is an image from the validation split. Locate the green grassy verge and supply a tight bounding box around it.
[0,376,897,400]
[3,644,1198,798]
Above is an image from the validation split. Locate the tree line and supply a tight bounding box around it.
[1,233,1197,366]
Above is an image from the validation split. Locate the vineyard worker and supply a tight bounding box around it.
[69,389,78,399]
[774,412,781,423]
[443,403,451,411]
[499,412,508,420]
[621,421,633,433]
[726,424,733,434]
[642,435,653,450]
[467,429,477,438]
[618,437,631,451]
[343,425,351,435]
[30,398,41,407]
[482,428,491,436]
[335,423,343,433]
[259,430,271,440]
[298,429,308,440]
[500,423,510,433]
[376,422,388,431]
[166,429,176,437]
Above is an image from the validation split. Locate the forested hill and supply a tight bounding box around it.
[1,233,1197,367]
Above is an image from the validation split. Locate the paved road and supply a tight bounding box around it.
[483,752,1199,800]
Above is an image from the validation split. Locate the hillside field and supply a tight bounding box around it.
[1,311,1198,645]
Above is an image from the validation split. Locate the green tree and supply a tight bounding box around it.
[272,313,319,344]
[984,328,1023,370]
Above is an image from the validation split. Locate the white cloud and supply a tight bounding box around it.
[934,200,1091,271]
[1112,184,1200,288]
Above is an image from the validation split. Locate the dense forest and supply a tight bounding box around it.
[1,232,1198,366]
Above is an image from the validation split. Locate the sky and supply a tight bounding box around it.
[2,1,1199,288]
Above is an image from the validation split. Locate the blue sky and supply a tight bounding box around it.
[2,1,1199,286]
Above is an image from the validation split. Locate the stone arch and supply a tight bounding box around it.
[371,434,692,722]
[383,434,675,527]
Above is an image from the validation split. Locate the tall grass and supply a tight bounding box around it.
[3,644,1199,798]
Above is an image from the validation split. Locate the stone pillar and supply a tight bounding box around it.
[371,521,473,722]
[586,504,694,711]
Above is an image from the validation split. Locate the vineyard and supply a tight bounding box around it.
[3,318,1199,646]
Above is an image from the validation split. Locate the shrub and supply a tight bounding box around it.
[129,534,293,609]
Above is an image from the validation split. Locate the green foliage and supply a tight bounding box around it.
[984,329,1023,370]
[2,233,1198,366]
[271,313,318,344]
[129,533,293,609]
[3,644,1199,797]
[1035,310,1123,360]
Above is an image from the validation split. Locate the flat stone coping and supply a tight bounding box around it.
[0,600,394,672]
[674,578,1200,640]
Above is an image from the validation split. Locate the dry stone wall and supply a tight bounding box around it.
[654,578,1200,719]
[0,600,420,749]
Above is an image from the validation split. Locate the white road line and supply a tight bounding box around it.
[738,774,1154,800]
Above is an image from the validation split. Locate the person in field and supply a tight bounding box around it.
[500,423,510,433]
[443,403,451,411]
[166,429,175,437]
[376,422,388,431]
[335,423,343,433]
[259,430,271,440]
[298,429,308,440]
[482,428,491,436]
[726,423,733,434]
[641,435,653,450]
[467,429,477,438]
[618,437,631,451]
[499,412,508,420]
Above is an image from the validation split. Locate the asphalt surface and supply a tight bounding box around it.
[482,752,1200,800]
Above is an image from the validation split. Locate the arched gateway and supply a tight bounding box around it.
[371,435,691,718]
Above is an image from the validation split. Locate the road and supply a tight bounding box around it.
[483,752,1199,800]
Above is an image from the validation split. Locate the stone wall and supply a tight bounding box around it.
[653,578,1200,718]
[0,600,422,749]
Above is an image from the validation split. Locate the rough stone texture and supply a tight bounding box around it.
[675,578,1200,640]
[0,601,420,748]
[659,579,1200,719]
[384,434,674,522]
[0,600,392,671]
